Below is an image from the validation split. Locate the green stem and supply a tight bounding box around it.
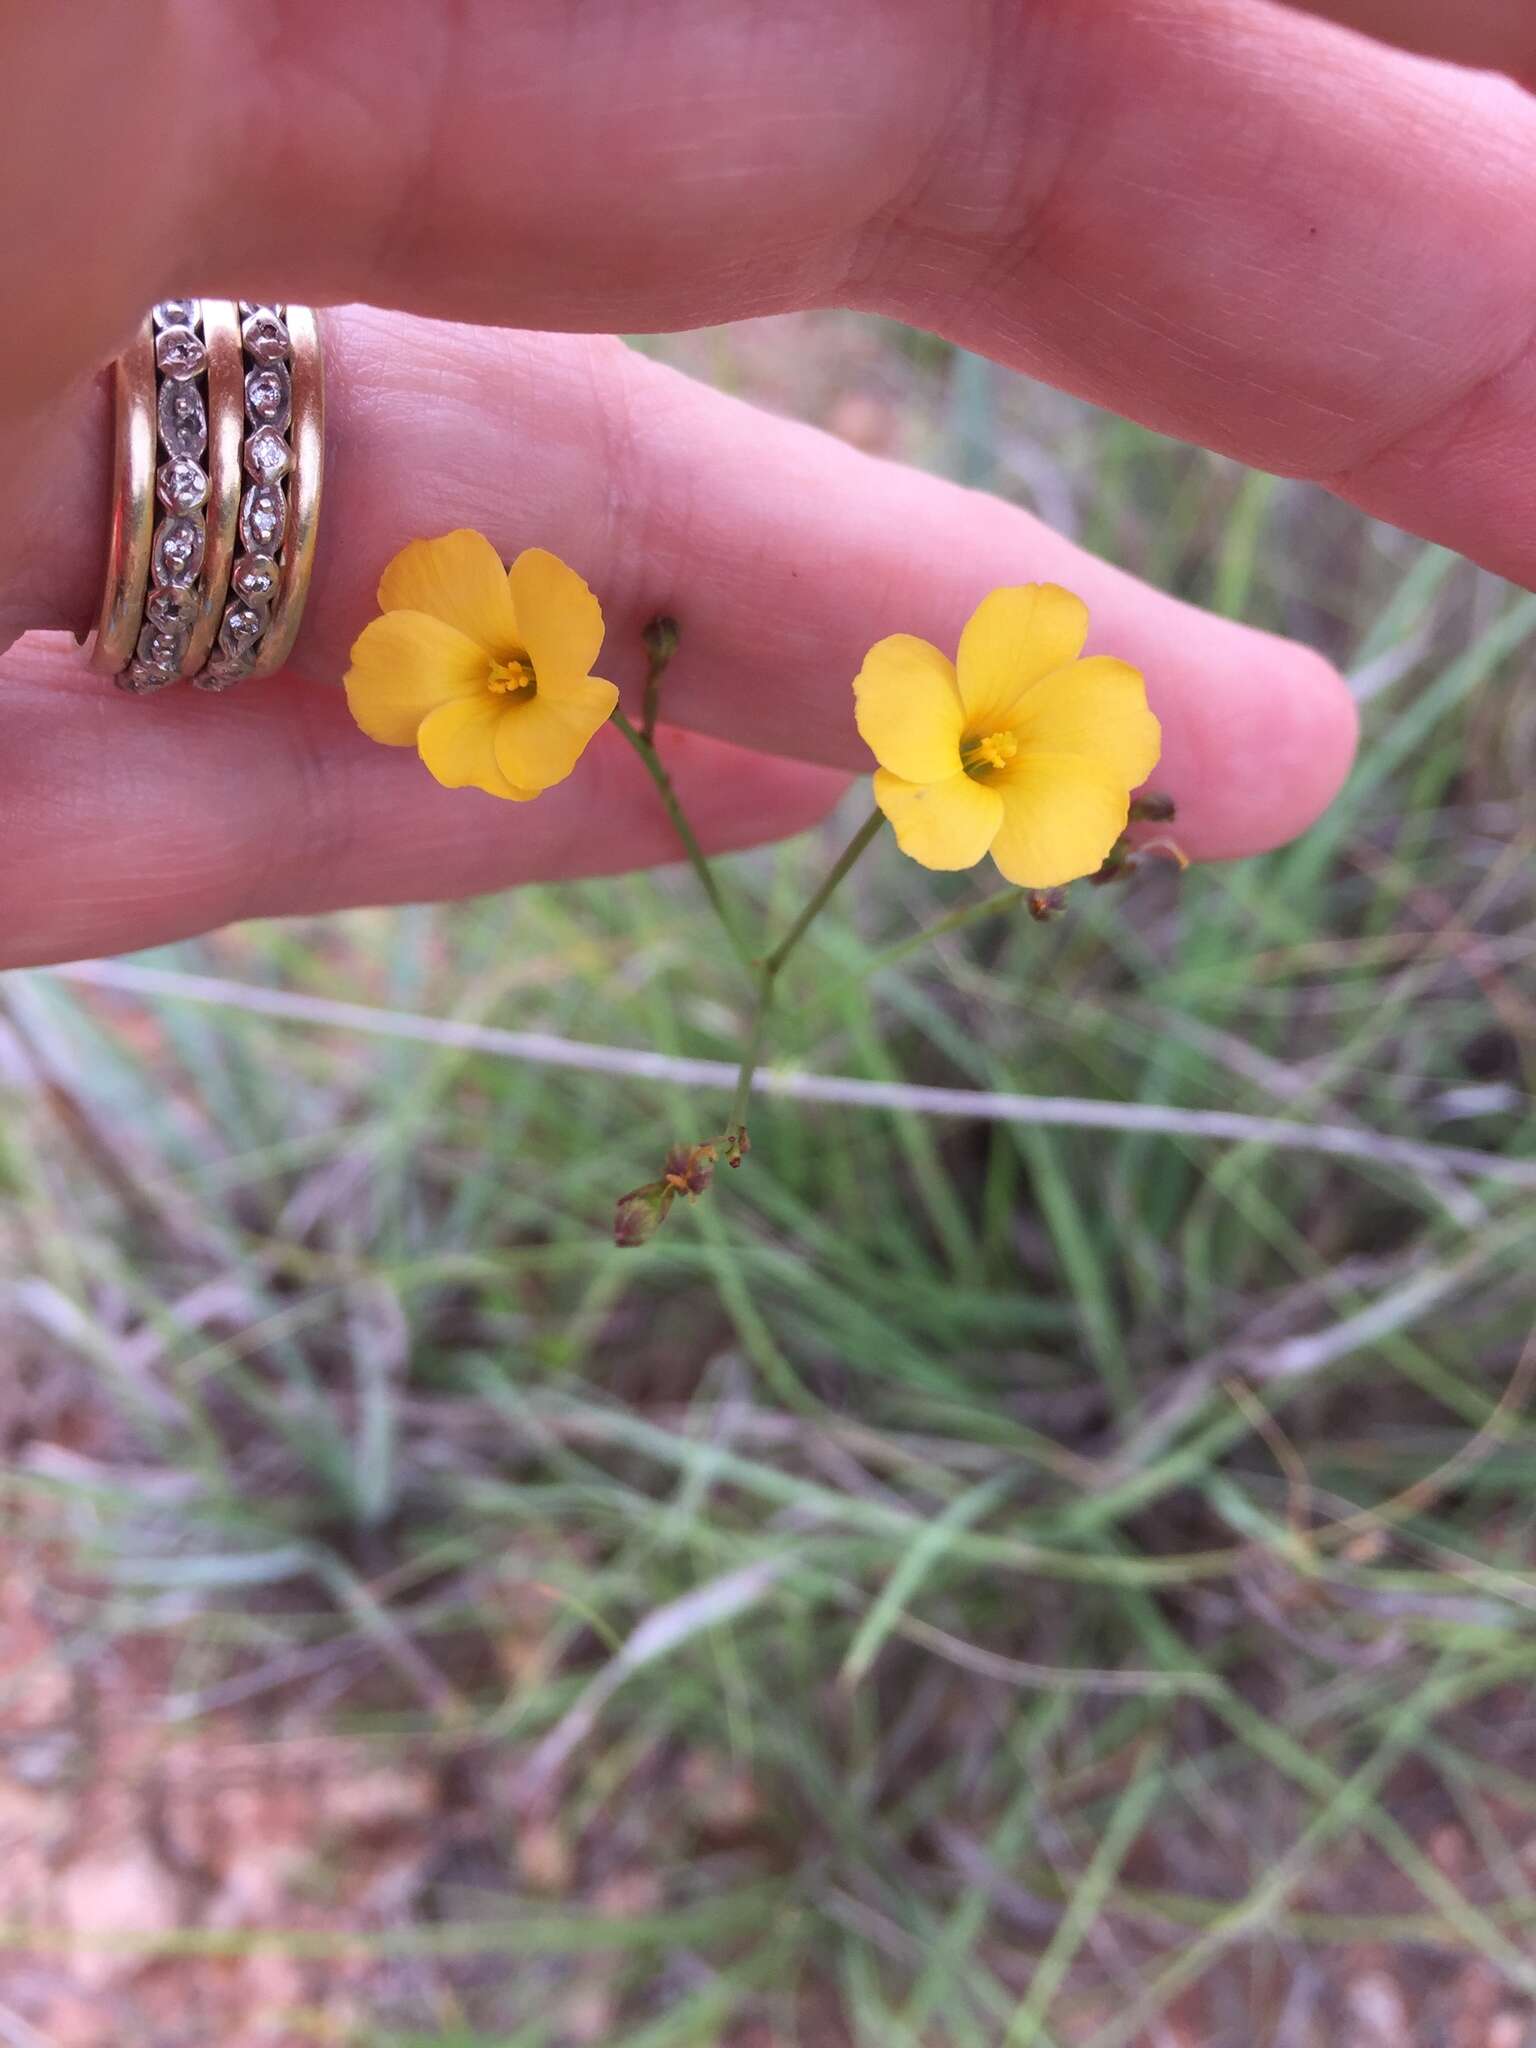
[858,882,1027,980]
[639,616,678,744]
[725,809,886,1136]
[764,809,886,976]
[611,706,754,971]
[641,664,662,747]
[728,968,774,1134]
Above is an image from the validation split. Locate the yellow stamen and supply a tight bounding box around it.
[962,729,1018,775]
[487,655,536,698]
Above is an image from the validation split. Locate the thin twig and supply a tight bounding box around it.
[38,959,1536,1192]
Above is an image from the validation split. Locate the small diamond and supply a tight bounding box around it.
[152,516,205,590]
[156,325,207,381]
[242,310,290,364]
[158,378,207,459]
[120,659,176,694]
[219,602,267,661]
[152,299,198,329]
[244,426,291,484]
[153,515,205,587]
[157,457,209,513]
[245,363,291,428]
[240,484,286,553]
[146,585,198,630]
[196,655,245,692]
[137,622,186,672]
[232,553,281,602]
[239,301,286,321]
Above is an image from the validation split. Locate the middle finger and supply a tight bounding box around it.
[114,0,1536,588]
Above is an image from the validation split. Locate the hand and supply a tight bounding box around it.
[2,0,1527,967]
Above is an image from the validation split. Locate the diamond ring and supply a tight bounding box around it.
[88,299,324,694]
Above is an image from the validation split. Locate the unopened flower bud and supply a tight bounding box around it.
[1129,791,1177,825]
[643,615,681,669]
[1091,844,1133,886]
[613,1181,675,1248]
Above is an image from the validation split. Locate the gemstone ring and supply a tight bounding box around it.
[88,300,324,694]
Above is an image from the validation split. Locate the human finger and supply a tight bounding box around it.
[8,307,1357,911]
[1280,0,1536,77]
[0,630,849,969]
[4,2,1534,593]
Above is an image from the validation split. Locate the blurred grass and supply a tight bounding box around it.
[3,315,1535,2044]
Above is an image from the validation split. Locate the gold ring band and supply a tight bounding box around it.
[89,323,156,675]
[185,303,244,677]
[248,306,324,681]
[89,299,325,692]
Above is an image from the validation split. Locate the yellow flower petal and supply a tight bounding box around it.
[956,585,1090,733]
[853,635,966,784]
[987,752,1130,888]
[417,696,538,800]
[1000,657,1161,788]
[508,549,605,686]
[344,611,493,746]
[377,530,520,654]
[494,675,620,792]
[873,767,1004,871]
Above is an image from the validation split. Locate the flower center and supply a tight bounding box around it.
[962,729,1018,777]
[487,654,537,701]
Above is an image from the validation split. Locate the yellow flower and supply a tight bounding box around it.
[854,585,1162,888]
[345,531,619,800]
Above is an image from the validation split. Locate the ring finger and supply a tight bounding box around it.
[1,307,1357,966]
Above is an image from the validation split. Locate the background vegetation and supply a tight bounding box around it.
[3,315,1534,2045]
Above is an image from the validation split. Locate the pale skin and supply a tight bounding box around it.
[1,0,1531,968]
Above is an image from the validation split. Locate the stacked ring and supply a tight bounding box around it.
[89,320,157,676]
[127,299,242,694]
[88,299,324,693]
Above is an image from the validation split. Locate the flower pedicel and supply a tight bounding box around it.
[344,533,1170,1240]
